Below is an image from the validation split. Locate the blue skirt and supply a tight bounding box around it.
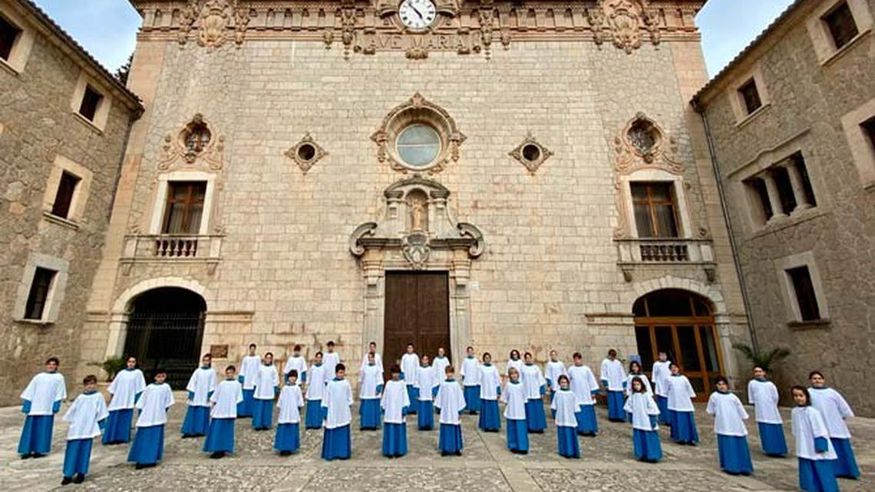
[633,428,662,462]
[439,423,463,455]
[203,418,235,453]
[405,386,419,414]
[830,437,860,479]
[274,423,300,453]
[525,399,547,433]
[557,426,580,458]
[418,401,435,430]
[382,422,408,457]
[103,408,134,444]
[607,391,625,421]
[322,425,351,460]
[237,389,255,417]
[463,385,481,413]
[360,398,381,430]
[305,399,323,429]
[757,422,788,457]
[252,398,273,430]
[478,399,501,431]
[181,405,210,436]
[63,438,93,477]
[128,425,164,465]
[798,458,839,492]
[575,405,598,436]
[717,434,753,475]
[669,410,699,444]
[18,415,54,456]
[656,395,671,425]
[506,418,529,453]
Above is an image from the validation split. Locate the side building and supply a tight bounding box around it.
[693,0,875,414]
[0,0,142,404]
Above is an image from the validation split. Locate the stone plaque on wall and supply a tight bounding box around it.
[210,344,229,359]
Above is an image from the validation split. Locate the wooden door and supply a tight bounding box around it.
[384,272,450,377]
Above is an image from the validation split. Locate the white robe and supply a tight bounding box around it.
[321,378,353,429]
[20,372,67,416]
[747,379,782,424]
[253,364,279,400]
[545,361,567,391]
[625,373,653,396]
[381,380,410,424]
[432,356,451,380]
[210,379,243,419]
[323,352,341,378]
[521,364,545,400]
[665,375,696,412]
[460,357,481,387]
[652,361,671,397]
[277,384,304,424]
[479,364,501,400]
[600,359,626,392]
[623,392,661,431]
[706,391,749,436]
[359,363,383,399]
[135,383,174,427]
[282,355,307,384]
[306,364,328,400]
[186,367,217,407]
[415,365,438,401]
[400,353,420,386]
[501,381,527,420]
[506,358,524,377]
[551,389,578,427]
[107,369,146,411]
[64,392,108,440]
[792,406,837,460]
[435,379,466,425]
[567,364,599,406]
[809,387,854,439]
[239,355,262,390]
[360,352,383,374]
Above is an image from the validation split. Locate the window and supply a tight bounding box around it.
[396,124,441,168]
[745,177,773,222]
[162,181,206,234]
[863,116,875,151]
[744,152,818,226]
[822,2,859,50]
[771,167,797,215]
[24,267,56,320]
[790,153,818,207]
[631,182,679,238]
[738,79,763,115]
[78,85,103,121]
[0,14,20,61]
[50,171,81,219]
[786,266,821,321]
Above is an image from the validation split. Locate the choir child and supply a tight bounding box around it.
[625,360,652,422]
[706,376,753,476]
[545,350,567,403]
[791,385,839,492]
[600,349,627,422]
[103,356,146,445]
[433,347,451,378]
[506,349,524,378]
[478,352,501,432]
[323,340,341,377]
[651,351,672,426]
[665,362,698,445]
[460,346,482,415]
[359,352,384,430]
[128,368,174,469]
[400,343,420,414]
[415,354,438,430]
[360,341,384,374]
[567,352,600,436]
[501,366,528,454]
[747,365,787,457]
[551,375,580,459]
[252,352,279,431]
[305,351,328,429]
[381,365,410,458]
[274,369,304,455]
[238,343,261,418]
[321,364,353,460]
[182,353,216,438]
[435,365,466,456]
[60,375,107,485]
[809,370,860,479]
[204,365,243,459]
[521,352,547,433]
[283,345,307,386]
[623,376,662,463]
[19,357,66,458]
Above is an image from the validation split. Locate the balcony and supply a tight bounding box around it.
[120,234,223,275]
[616,238,716,282]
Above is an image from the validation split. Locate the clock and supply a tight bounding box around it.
[399,0,437,30]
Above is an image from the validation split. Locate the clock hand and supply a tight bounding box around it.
[411,6,425,21]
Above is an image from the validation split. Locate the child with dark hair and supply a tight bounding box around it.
[305,351,327,429]
[322,364,353,460]
[435,365,466,456]
[381,365,410,457]
[275,369,304,455]
[204,365,243,459]
[400,343,420,414]
[359,352,383,430]
[652,351,672,426]
[238,343,260,418]
[567,352,599,436]
[808,371,860,480]
[415,354,438,430]
[552,375,580,458]
[521,352,547,433]
[252,352,279,431]
[506,349,523,377]
[747,366,787,457]
[182,353,216,438]
[600,349,626,422]
[60,375,107,485]
[128,368,174,469]
[103,356,146,445]
[623,376,662,462]
[501,367,528,454]
[323,341,341,378]
[791,385,839,492]
[478,352,501,432]
[625,360,652,423]
[460,346,481,415]
[706,376,753,476]
[283,345,307,386]
[665,362,698,445]
[19,357,66,459]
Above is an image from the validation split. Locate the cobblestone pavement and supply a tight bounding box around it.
[0,395,871,491]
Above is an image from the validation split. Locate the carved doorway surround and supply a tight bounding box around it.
[349,174,484,368]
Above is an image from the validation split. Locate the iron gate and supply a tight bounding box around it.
[123,312,205,389]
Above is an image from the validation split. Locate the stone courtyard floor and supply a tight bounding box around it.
[0,396,871,491]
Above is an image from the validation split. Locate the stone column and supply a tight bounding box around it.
[785,162,812,212]
[763,172,787,220]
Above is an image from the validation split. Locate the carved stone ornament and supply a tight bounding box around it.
[284,133,328,174]
[597,0,660,54]
[157,114,225,171]
[177,0,251,49]
[508,132,554,175]
[613,113,682,176]
[401,232,431,269]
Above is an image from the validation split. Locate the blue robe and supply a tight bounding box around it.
[757,422,788,457]
[418,401,435,430]
[830,437,860,479]
[655,395,671,426]
[525,399,547,433]
[506,419,528,453]
[237,389,255,418]
[404,385,419,414]
[274,423,300,453]
[181,406,210,437]
[798,458,839,492]
[382,422,408,457]
[359,399,381,430]
[670,410,699,444]
[102,408,134,444]
[305,399,323,429]
[252,398,273,430]
[557,426,580,458]
[63,438,93,478]
[439,423,463,455]
[127,424,164,465]
[18,415,54,456]
[575,405,598,436]
[717,434,754,475]
[203,418,235,454]
[632,428,662,462]
[463,385,481,414]
[322,425,351,460]
[606,390,625,421]
[478,400,500,431]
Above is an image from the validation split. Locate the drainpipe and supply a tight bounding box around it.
[691,99,759,353]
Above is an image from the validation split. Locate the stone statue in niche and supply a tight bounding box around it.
[407,190,429,232]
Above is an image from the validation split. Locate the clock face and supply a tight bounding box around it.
[399,0,437,30]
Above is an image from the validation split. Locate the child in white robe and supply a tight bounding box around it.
[435,365,466,456]
[360,341,384,374]
[747,365,787,457]
[283,345,307,386]
[552,375,580,458]
[460,346,481,414]
[275,369,304,455]
[706,376,753,475]
[652,352,672,425]
[809,370,859,480]
[665,362,698,445]
[103,356,146,445]
[252,352,279,430]
[501,367,528,454]
[238,343,261,418]
[381,365,410,457]
[791,385,839,492]
[323,340,341,377]
[305,352,327,429]
[359,353,384,430]
[18,357,66,458]
[521,352,547,433]
[545,350,567,403]
[400,343,420,413]
[506,349,524,378]
[60,375,108,485]
[624,376,662,462]
[321,364,353,460]
[567,352,599,436]
[478,352,501,432]
[182,353,216,437]
[128,368,174,469]
[415,355,438,430]
[600,349,626,422]
[204,365,243,458]
[625,360,652,422]
[432,347,451,380]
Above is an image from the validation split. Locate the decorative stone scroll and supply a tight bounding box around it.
[157,114,225,171]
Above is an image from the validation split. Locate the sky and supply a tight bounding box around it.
[32,0,796,77]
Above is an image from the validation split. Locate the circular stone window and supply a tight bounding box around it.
[521,143,542,163]
[396,124,442,168]
[297,143,317,162]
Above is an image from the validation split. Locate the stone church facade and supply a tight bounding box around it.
[11,0,750,399]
